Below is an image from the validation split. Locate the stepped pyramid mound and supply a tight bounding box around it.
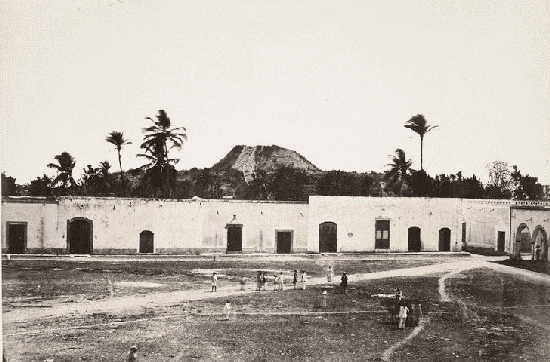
[211,145,321,182]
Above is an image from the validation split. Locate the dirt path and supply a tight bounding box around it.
[380,256,550,361]
[4,256,547,327]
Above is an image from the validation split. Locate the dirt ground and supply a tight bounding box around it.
[2,254,550,361]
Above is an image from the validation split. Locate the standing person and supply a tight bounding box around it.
[256,271,262,292]
[398,302,409,330]
[293,270,298,290]
[327,265,334,283]
[278,272,285,291]
[273,273,279,291]
[127,345,138,362]
[211,272,218,292]
[240,276,247,291]
[262,272,267,291]
[395,287,403,302]
[535,245,541,261]
[224,300,232,321]
[340,272,348,294]
[301,270,307,290]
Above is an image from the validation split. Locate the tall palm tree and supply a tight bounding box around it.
[47,152,76,190]
[106,131,131,186]
[385,149,412,196]
[139,110,187,196]
[404,114,438,171]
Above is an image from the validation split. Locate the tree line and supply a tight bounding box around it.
[1,112,546,201]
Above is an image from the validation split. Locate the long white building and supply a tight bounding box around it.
[2,196,548,260]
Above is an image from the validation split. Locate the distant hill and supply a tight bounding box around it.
[211,145,321,182]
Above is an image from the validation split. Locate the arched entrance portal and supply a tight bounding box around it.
[439,228,451,251]
[67,218,93,254]
[408,227,421,252]
[139,230,154,253]
[319,222,337,253]
[516,224,532,254]
[532,226,548,261]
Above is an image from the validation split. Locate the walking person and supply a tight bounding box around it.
[278,272,284,291]
[293,270,298,290]
[301,270,307,290]
[211,272,218,292]
[327,265,334,283]
[398,302,409,330]
[340,272,348,294]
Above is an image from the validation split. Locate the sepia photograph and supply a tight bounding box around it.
[1,1,549,361]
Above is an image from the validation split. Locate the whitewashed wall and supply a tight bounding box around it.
[307,196,463,252]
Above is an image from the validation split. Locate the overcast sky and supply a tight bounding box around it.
[1,0,549,185]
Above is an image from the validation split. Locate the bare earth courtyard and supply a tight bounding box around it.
[2,254,550,361]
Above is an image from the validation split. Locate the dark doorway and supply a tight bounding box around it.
[439,228,451,251]
[319,222,337,253]
[140,230,154,253]
[516,224,532,253]
[68,218,93,254]
[408,227,421,252]
[7,222,27,254]
[375,220,390,249]
[276,231,292,254]
[227,225,243,252]
[497,231,505,252]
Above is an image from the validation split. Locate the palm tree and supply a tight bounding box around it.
[106,131,131,186]
[385,149,412,196]
[47,152,76,190]
[139,110,187,196]
[404,114,438,171]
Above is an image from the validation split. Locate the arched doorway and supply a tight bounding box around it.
[67,218,93,254]
[532,226,548,261]
[319,222,337,253]
[139,230,154,253]
[408,227,421,252]
[439,228,451,251]
[516,224,532,254]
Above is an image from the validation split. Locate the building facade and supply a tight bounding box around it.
[2,196,548,259]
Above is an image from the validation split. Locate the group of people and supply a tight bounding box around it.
[211,266,349,293]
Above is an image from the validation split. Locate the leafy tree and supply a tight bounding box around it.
[408,169,435,197]
[193,168,222,199]
[139,110,187,197]
[106,131,131,187]
[29,174,52,196]
[384,149,412,196]
[80,161,113,195]
[316,171,364,196]
[404,114,438,171]
[1,172,17,196]
[242,169,269,200]
[268,166,309,201]
[486,161,511,189]
[47,152,76,193]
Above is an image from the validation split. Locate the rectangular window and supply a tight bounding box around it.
[375,220,390,249]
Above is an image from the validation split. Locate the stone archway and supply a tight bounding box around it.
[439,228,451,251]
[532,226,548,261]
[67,218,93,254]
[515,224,531,255]
[139,230,154,253]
